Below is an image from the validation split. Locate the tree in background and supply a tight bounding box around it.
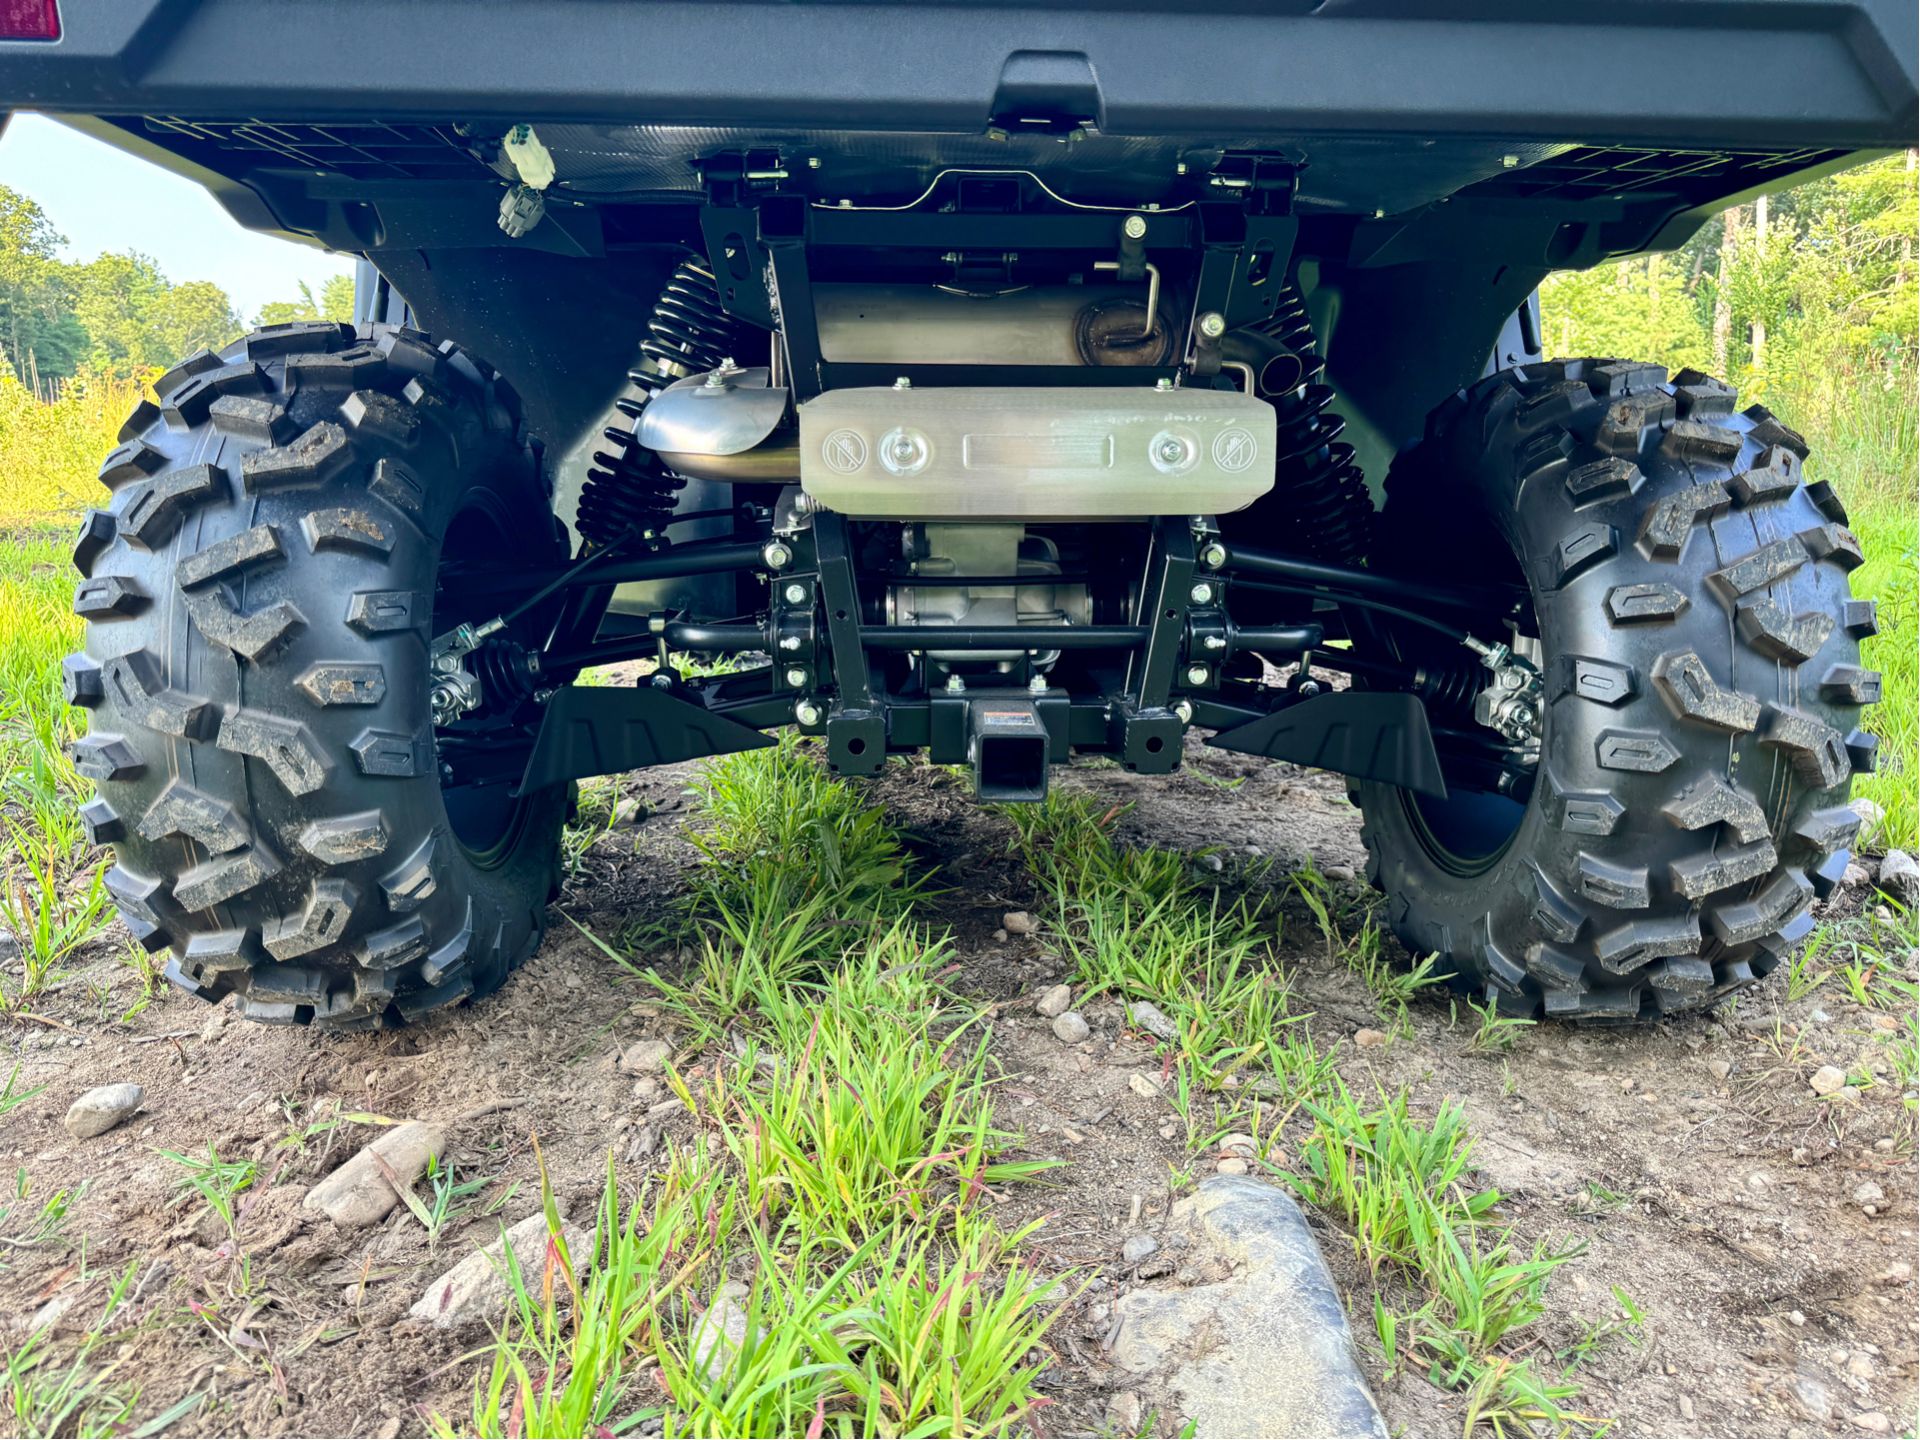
[1543,152,1918,412]
[0,183,245,384]
[255,273,355,327]
[0,185,87,385]
[70,252,240,374]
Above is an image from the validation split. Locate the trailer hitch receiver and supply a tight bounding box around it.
[969,698,1050,802]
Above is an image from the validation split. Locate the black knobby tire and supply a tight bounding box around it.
[1356,360,1879,1021]
[67,321,569,1028]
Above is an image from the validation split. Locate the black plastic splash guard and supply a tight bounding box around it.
[1206,690,1448,799]
[514,684,775,795]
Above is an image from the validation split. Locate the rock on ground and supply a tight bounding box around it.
[410,1211,587,1330]
[1875,850,1919,906]
[691,1280,761,1382]
[618,1038,674,1075]
[1002,910,1036,935]
[1035,984,1073,1018]
[63,1083,143,1139]
[1111,1174,1388,1439]
[304,1120,445,1228]
[1809,1065,1848,1097]
[1051,1011,1091,1044]
[1125,999,1178,1041]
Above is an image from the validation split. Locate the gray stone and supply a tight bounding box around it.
[1852,1180,1886,1209]
[1035,984,1073,1018]
[1051,1011,1090,1044]
[410,1211,587,1329]
[1121,1234,1159,1264]
[1843,862,1872,889]
[0,926,19,967]
[691,1281,759,1382]
[1790,1372,1832,1424]
[1104,1392,1143,1434]
[1002,910,1036,936]
[1125,999,1178,1041]
[1110,1175,1387,1437]
[304,1120,445,1227]
[63,1083,143,1139]
[1850,796,1886,838]
[619,1039,674,1075]
[1127,1072,1164,1101]
[1875,850,1919,906]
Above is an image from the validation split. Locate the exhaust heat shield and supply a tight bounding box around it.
[797,385,1275,520]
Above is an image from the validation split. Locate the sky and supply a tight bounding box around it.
[0,112,354,323]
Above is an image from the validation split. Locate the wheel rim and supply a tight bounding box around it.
[432,495,538,863]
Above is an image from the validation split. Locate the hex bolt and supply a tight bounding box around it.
[762,541,793,570]
[1189,581,1213,605]
[784,666,809,688]
[893,376,912,389]
[1198,311,1227,339]
[1185,663,1211,686]
[794,699,822,726]
[783,582,809,605]
[1200,541,1228,569]
[1155,377,1174,391]
[945,673,967,694]
[1028,674,1048,694]
[1122,214,1149,240]
[1203,634,1226,651]
[1299,679,1323,698]
[1158,438,1187,464]
[1173,699,1194,724]
[778,635,802,652]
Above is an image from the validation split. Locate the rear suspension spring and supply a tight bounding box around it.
[574,255,740,548]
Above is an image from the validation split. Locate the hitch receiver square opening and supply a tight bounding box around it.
[969,698,1049,802]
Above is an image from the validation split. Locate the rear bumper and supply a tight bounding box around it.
[0,0,1913,152]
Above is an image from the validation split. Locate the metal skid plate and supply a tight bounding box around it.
[797,385,1276,520]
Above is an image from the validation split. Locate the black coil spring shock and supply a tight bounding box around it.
[574,255,740,549]
[1251,280,1375,569]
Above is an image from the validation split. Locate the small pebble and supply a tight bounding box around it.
[1035,984,1073,1018]
[1051,1011,1090,1045]
[1002,910,1036,936]
[618,1039,673,1075]
[1879,1261,1913,1285]
[1103,1392,1143,1434]
[1216,1157,1249,1176]
[1706,1058,1731,1081]
[1808,1065,1847,1097]
[1323,863,1356,884]
[1855,1412,1891,1435]
[1354,1028,1387,1048]
[1124,999,1178,1041]
[1121,1235,1158,1264]
[1127,1073,1163,1100]
[1678,1395,1695,1421]
[63,1083,144,1140]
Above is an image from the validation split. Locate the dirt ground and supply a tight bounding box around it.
[2,740,1915,1438]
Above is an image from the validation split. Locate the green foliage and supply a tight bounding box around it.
[0,182,246,384]
[254,274,355,327]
